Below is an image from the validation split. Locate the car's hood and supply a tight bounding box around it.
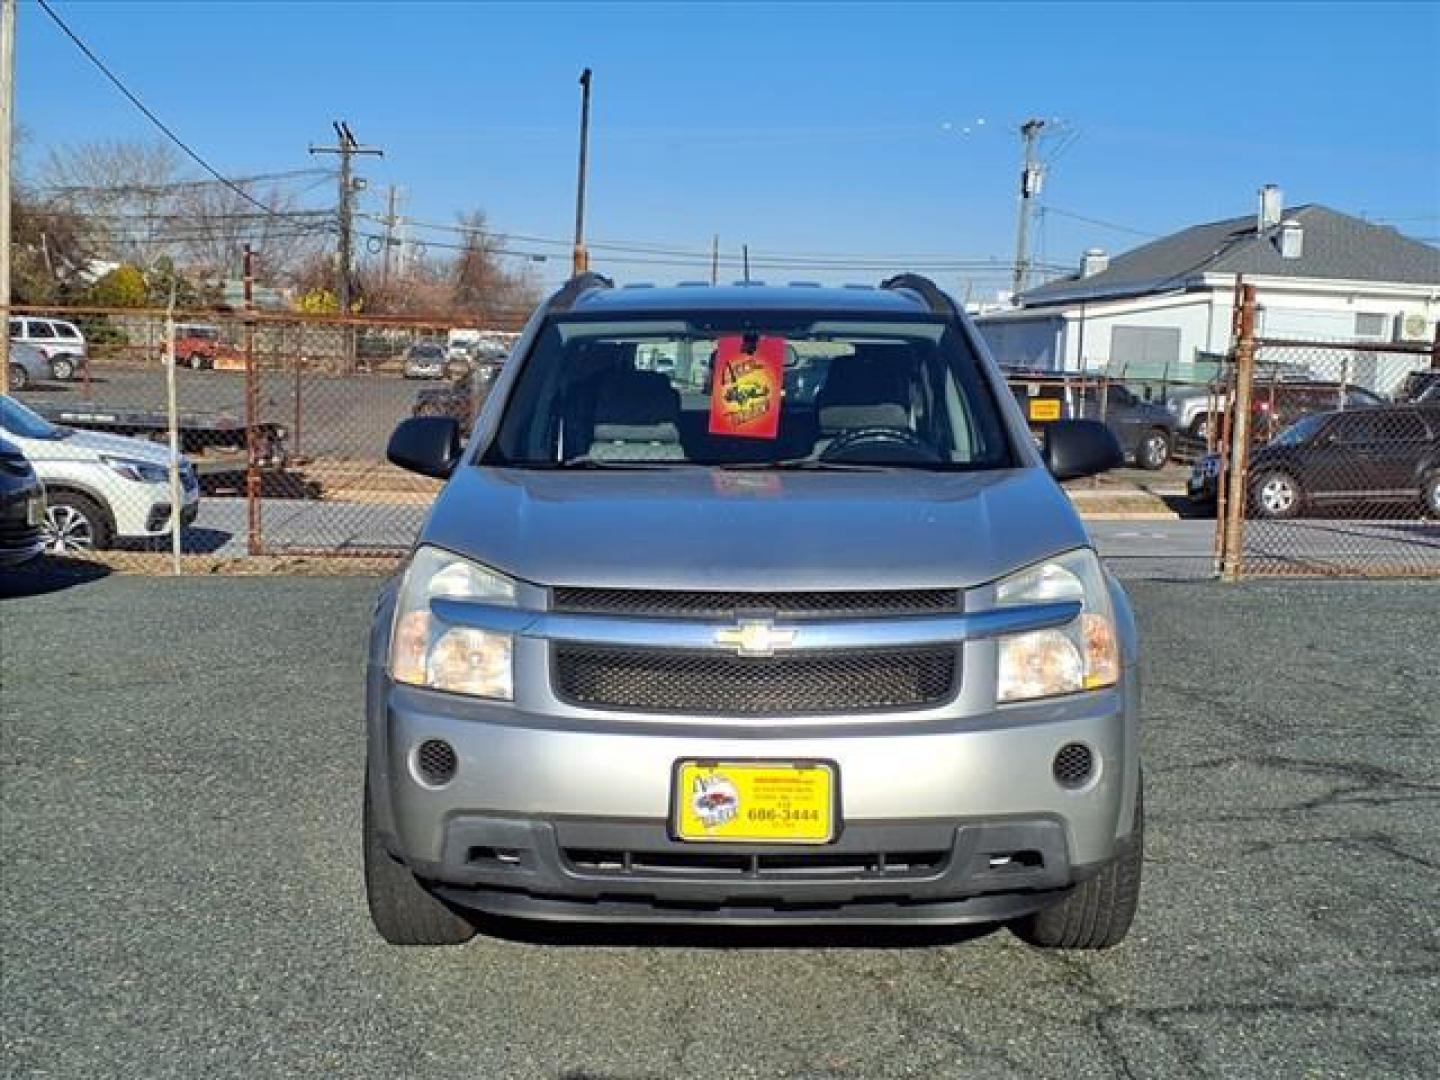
[422,465,1089,590]
[6,427,177,466]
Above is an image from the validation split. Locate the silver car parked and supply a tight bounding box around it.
[5,343,55,392]
[367,274,1140,949]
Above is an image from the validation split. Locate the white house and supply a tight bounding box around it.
[976,187,1440,390]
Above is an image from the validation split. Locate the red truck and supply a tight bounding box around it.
[172,323,240,370]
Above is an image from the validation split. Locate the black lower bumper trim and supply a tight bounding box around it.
[406,814,1092,926]
[431,882,1071,926]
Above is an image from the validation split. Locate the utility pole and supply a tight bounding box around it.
[710,234,719,285]
[310,121,382,370]
[381,184,398,287]
[573,68,593,276]
[0,0,15,395]
[1011,118,1046,298]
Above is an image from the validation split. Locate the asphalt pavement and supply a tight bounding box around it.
[2,576,1437,1078]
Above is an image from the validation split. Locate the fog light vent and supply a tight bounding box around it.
[416,739,458,786]
[1053,743,1095,789]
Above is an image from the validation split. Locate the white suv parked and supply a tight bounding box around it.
[9,317,87,381]
[0,396,200,554]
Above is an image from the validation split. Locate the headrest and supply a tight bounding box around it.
[593,370,680,428]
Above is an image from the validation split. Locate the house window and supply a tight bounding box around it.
[1354,313,1388,339]
[1110,325,1181,371]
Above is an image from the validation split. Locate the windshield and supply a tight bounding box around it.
[486,316,1014,470]
[413,345,444,358]
[0,396,66,440]
[1271,412,1327,447]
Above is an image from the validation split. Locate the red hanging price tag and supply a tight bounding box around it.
[708,335,784,439]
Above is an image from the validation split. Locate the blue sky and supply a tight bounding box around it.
[19,1,1440,294]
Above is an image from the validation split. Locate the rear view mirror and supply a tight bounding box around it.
[1043,419,1125,481]
[387,416,462,479]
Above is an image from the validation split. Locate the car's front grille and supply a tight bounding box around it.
[552,645,958,715]
[551,586,959,620]
[562,847,949,879]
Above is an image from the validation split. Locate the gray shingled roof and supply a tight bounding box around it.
[1019,205,1440,306]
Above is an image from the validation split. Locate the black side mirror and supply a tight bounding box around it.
[1043,419,1125,481]
[387,416,462,479]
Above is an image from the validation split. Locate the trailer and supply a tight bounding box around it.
[27,401,290,471]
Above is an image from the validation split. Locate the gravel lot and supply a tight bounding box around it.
[2,576,1437,1079]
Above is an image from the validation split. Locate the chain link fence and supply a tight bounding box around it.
[4,305,513,568]
[1214,289,1440,578]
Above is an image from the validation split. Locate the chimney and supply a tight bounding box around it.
[1080,248,1109,278]
[1279,218,1304,260]
[1258,184,1283,231]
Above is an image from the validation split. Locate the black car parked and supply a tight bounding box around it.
[1007,372,1176,470]
[0,435,46,567]
[1189,404,1440,519]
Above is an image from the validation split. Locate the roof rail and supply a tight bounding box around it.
[548,271,615,313]
[879,273,961,319]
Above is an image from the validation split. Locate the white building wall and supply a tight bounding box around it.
[974,316,1065,369]
[1058,296,1215,373]
[1005,279,1438,376]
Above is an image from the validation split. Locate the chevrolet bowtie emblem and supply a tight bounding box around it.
[715,620,796,658]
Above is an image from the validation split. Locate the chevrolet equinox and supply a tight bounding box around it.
[367,274,1142,949]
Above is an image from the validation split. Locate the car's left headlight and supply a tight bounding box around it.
[993,548,1119,703]
[389,545,517,700]
[101,455,169,484]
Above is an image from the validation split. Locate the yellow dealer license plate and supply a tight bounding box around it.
[1029,398,1062,422]
[673,760,837,844]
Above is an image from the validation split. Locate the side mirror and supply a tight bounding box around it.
[387,416,462,479]
[1043,419,1125,481]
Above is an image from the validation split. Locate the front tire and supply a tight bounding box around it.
[1011,787,1143,950]
[1422,472,1440,518]
[44,491,115,554]
[1251,470,1302,519]
[50,356,76,381]
[363,770,476,946]
[1136,428,1171,471]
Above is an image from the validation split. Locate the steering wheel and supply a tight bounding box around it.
[820,426,944,465]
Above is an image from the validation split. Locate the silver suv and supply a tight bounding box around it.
[367,275,1141,949]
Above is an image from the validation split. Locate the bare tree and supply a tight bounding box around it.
[450,211,540,326]
[39,137,330,285]
[174,179,330,283]
[41,139,185,268]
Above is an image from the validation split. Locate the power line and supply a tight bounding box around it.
[1039,205,1158,240]
[38,168,336,196]
[34,0,293,220]
[355,214,1052,271]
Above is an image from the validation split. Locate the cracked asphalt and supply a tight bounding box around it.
[2,574,1437,1079]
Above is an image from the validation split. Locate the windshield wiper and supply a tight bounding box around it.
[715,459,901,472]
[520,456,687,471]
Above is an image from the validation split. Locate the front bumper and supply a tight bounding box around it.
[373,677,1138,924]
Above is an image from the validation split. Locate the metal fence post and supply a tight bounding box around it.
[1221,284,1258,581]
[244,246,261,556]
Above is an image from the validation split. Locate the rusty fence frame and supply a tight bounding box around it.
[1216,286,1440,579]
[8,304,517,565]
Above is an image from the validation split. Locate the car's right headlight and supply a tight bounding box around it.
[993,548,1119,703]
[101,455,169,484]
[389,545,517,700]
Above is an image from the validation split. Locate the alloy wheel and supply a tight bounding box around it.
[45,505,96,554]
[51,357,75,380]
